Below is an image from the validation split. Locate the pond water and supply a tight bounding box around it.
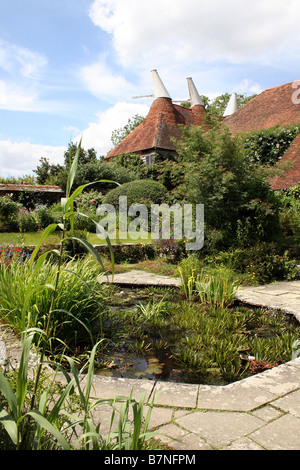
[94,285,300,386]
[95,286,234,385]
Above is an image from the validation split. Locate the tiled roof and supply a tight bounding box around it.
[224,81,300,133]
[222,81,300,189]
[0,184,63,193]
[270,135,300,190]
[105,79,300,190]
[105,97,206,159]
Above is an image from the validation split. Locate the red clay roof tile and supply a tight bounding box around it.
[105,97,206,159]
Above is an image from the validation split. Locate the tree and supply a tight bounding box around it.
[111,114,145,147]
[174,124,280,250]
[63,143,98,168]
[206,93,257,116]
[34,157,64,185]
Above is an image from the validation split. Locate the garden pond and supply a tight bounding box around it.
[94,284,300,386]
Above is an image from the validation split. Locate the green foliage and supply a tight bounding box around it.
[33,204,62,230]
[198,93,256,116]
[103,179,167,207]
[17,208,38,233]
[276,184,300,240]
[34,143,139,191]
[174,125,281,249]
[194,268,240,308]
[111,114,145,147]
[0,175,36,184]
[177,255,240,305]
[209,242,300,284]
[0,196,21,232]
[241,124,300,166]
[75,189,103,212]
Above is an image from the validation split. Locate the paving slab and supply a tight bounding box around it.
[196,382,277,411]
[249,414,300,450]
[100,269,181,287]
[273,389,300,418]
[76,374,155,402]
[174,410,265,449]
[238,361,300,396]
[222,437,265,450]
[236,280,300,322]
[152,381,199,408]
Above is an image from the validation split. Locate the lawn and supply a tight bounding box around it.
[0,230,152,246]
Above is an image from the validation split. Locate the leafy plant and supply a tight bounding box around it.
[195,268,240,308]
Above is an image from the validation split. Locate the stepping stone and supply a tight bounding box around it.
[99,269,181,288]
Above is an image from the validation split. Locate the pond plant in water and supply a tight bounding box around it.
[96,274,300,385]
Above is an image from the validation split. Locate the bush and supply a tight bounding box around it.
[63,230,88,258]
[154,238,182,260]
[17,208,38,232]
[175,125,281,250]
[241,124,300,166]
[0,196,21,231]
[75,189,103,213]
[33,204,60,229]
[211,243,300,284]
[102,179,167,208]
[276,185,300,240]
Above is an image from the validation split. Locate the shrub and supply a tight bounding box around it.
[175,125,281,250]
[102,179,167,208]
[276,185,300,240]
[241,124,300,166]
[154,238,181,260]
[17,208,38,232]
[63,229,88,258]
[0,196,21,231]
[75,189,103,212]
[213,243,300,284]
[33,204,59,229]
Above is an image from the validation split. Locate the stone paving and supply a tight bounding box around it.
[1,276,300,451]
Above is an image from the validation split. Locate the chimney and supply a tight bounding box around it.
[151,69,171,99]
[223,92,238,117]
[187,77,204,107]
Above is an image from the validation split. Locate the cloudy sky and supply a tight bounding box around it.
[1,0,300,177]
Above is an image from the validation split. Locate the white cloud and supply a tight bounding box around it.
[80,61,135,101]
[235,79,263,96]
[89,0,300,68]
[0,80,39,112]
[0,140,66,177]
[0,39,47,79]
[75,101,149,156]
[0,39,56,112]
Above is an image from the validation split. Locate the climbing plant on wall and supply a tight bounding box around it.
[240,124,300,166]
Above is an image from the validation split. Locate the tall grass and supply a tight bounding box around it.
[0,256,111,353]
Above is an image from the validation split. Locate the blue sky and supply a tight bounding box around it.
[1,0,300,177]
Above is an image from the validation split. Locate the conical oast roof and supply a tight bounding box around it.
[187,77,205,107]
[223,92,238,117]
[151,69,171,99]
